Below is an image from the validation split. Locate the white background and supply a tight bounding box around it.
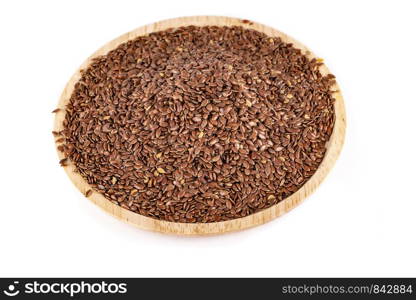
[1,0,415,277]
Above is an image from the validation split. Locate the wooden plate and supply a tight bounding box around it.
[53,16,346,235]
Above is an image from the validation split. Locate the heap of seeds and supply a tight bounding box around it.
[57,25,336,223]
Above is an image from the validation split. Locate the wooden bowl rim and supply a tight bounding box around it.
[53,16,346,235]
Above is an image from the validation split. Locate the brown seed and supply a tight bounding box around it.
[85,190,93,197]
[241,19,253,25]
[209,138,219,146]
[59,158,68,167]
[212,155,221,162]
[166,184,175,192]
[52,108,61,113]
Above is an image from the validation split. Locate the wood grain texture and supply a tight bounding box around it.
[53,16,346,235]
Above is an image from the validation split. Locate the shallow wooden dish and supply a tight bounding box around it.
[54,16,346,235]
